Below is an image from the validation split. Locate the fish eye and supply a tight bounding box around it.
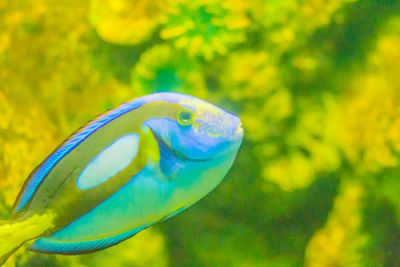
[177,109,194,126]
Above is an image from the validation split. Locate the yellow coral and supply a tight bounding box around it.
[300,0,358,31]
[0,99,56,208]
[263,153,315,191]
[253,0,358,52]
[89,0,169,45]
[220,51,282,101]
[338,20,400,172]
[263,96,341,190]
[219,51,342,190]
[305,181,367,266]
[219,51,292,142]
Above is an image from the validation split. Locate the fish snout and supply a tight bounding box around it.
[234,122,244,137]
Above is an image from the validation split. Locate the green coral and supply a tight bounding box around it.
[131,44,208,98]
[160,0,249,60]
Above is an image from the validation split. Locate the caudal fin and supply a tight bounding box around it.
[0,214,54,266]
[0,245,21,266]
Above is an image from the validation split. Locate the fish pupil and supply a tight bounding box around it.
[178,110,193,125]
[181,111,191,121]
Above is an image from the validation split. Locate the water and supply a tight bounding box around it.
[1,0,400,266]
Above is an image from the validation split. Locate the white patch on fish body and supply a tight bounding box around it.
[77,133,140,190]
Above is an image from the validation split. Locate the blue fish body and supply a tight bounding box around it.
[3,92,243,256]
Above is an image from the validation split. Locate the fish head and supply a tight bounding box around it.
[143,93,244,163]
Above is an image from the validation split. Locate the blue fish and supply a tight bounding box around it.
[0,92,243,264]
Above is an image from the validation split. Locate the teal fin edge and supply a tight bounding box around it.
[29,225,149,255]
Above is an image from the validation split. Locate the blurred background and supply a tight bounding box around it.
[1,0,400,266]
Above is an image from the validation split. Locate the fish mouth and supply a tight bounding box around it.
[148,127,209,162]
[234,123,244,137]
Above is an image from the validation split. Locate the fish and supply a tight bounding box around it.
[0,92,243,264]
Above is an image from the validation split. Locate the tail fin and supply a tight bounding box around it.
[0,214,54,266]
